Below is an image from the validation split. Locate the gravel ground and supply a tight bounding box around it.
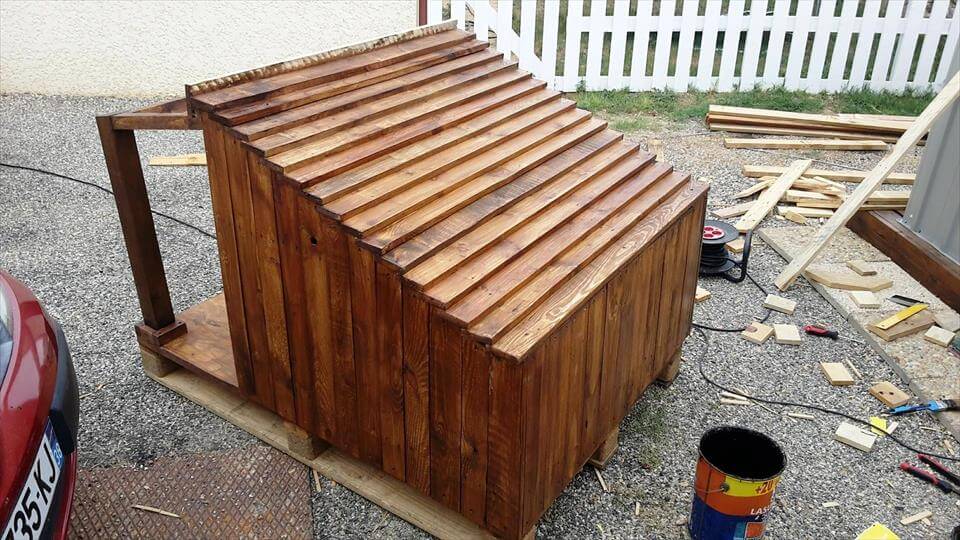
[1,94,956,538]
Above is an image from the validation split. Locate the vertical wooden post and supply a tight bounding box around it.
[96,117,180,336]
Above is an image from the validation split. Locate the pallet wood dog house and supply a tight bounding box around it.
[100,21,706,539]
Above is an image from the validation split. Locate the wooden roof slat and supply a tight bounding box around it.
[383,131,623,270]
[422,153,656,308]
[191,29,473,112]
[220,41,492,129]
[341,110,596,238]
[402,141,642,288]
[297,90,561,193]
[492,177,705,360]
[322,99,575,220]
[267,75,542,174]
[463,169,687,340]
[254,60,523,158]
[441,162,673,325]
[361,117,610,254]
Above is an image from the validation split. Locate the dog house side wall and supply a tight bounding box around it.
[515,197,705,535]
[202,108,706,538]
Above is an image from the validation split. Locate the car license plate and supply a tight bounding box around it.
[3,421,64,540]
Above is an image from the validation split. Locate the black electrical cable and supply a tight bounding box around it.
[0,163,217,240]
[692,266,959,463]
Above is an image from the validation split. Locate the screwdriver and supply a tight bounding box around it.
[804,324,838,340]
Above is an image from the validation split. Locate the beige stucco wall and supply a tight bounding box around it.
[0,0,418,97]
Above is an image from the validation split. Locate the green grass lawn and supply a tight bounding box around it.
[571,86,936,125]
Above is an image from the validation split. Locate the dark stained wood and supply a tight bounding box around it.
[349,240,383,466]
[199,116,256,397]
[485,357,522,539]
[848,210,960,311]
[429,312,462,510]
[460,339,490,525]
[402,285,431,494]
[296,198,336,442]
[168,25,709,539]
[96,117,177,330]
[247,155,296,421]
[159,294,238,387]
[222,131,275,409]
[376,261,406,480]
[273,180,317,435]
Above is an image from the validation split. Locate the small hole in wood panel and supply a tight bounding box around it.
[310,236,318,246]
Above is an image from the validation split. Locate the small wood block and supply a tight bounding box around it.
[923,325,956,347]
[900,510,933,525]
[773,324,801,345]
[588,428,619,469]
[834,422,876,452]
[285,421,329,460]
[846,259,877,276]
[778,205,834,218]
[933,311,960,333]
[695,286,711,303]
[148,153,207,166]
[135,319,188,348]
[783,210,808,224]
[869,381,911,407]
[868,310,935,342]
[656,352,682,386]
[712,201,755,219]
[803,267,892,292]
[139,346,179,378]
[848,290,881,308]
[741,322,774,344]
[763,294,796,315]
[819,362,854,386]
[726,237,745,254]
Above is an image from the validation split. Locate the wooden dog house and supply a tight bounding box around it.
[99,21,706,539]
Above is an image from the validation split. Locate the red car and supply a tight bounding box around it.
[1,271,79,539]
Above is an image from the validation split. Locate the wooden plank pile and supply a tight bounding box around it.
[714,167,911,227]
[706,105,919,144]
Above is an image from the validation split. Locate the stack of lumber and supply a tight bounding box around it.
[707,105,919,143]
[715,166,911,228]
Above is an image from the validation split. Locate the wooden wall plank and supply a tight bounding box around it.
[460,339,490,525]
[321,217,360,457]
[247,154,296,421]
[222,132,274,408]
[519,345,545,533]
[429,313,463,510]
[296,198,336,442]
[376,261,406,480]
[653,226,683,375]
[402,285,431,494]
[580,290,607,461]
[273,181,316,433]
[199,117,255,397]
[349,240,383,466]
[485,357,522,538]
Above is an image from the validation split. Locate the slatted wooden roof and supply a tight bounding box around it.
[188,21,702,361]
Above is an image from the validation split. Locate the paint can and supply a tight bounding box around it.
[688,426,786,540]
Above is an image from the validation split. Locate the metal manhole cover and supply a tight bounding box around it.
[69,444,311,539]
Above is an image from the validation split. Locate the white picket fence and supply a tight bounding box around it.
[426,0,959,93]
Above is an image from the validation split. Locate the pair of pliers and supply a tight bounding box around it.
[899,454,960,495]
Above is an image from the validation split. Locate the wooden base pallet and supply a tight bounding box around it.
[141,357,498,540]
[138,293,680,538]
